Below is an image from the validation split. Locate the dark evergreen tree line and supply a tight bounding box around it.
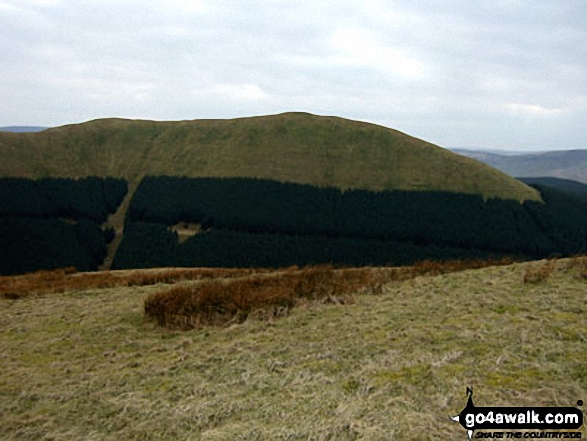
[522,185,587,255]
[0,177,128,222]
[0,217,106,275]
[519,177,587,203]
[0,177,127,275]
[126,176,587,258]
[112,222,498,270]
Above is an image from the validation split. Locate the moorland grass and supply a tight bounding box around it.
[0,259,585,439]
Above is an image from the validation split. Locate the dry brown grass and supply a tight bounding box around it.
[144,266,359,329]
[0,266,269,299]
[409,257,515,277]
[523,259,557,284]
[0,257,516,302]
[565,255,587,280]
[144,258,517,329]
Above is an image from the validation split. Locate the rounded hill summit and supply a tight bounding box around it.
[0,112,539,201]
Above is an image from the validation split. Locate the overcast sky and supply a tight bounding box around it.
[1,0,586,151]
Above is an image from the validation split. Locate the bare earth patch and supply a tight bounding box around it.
[0,260,585,440]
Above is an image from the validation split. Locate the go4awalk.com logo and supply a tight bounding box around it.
[451,388,584,440]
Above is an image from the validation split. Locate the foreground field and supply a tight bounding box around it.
[1,260,585,440]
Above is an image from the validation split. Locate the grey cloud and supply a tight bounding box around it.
[0,0,585,150]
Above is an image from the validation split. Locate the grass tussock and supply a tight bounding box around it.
[144,257,516,329]
[0,257,515,301]
[565,255,587,280]
[144,266,358,329]
[523,259,557,284]
[0,266,269,299]
[408,257,514,277]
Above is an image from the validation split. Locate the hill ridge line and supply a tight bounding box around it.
[0,112,540,201]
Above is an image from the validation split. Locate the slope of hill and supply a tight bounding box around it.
[0,112,539,201]
[452,148,587,184]
[13,113,587,275]
[111,176,587,271]
[519,177,587,202]
[1,260,585,439]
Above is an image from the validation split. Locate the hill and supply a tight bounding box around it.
[0,112,539,201]
[519,177,587,202]
[8,113,587,275]
[452,148,587,184]
[1,259,585,439]
[0,126,47,133]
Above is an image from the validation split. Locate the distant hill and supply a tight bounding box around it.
[518,177,587,202]
[451,147,528,156]
[0,126,47,133]
[10,113,587,275]
[0,112,539,201]
[451,148,587,184]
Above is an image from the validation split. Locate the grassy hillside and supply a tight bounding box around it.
[1,259,585,439]
[0,112,539,201]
